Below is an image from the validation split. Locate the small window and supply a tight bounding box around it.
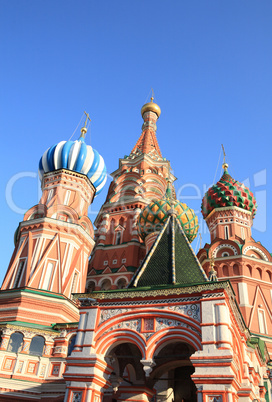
[222,252,229,257]
[7,332,23,353]
[117,278,127,289]
[122,258,126,263]
[258,309,267,334]
[86,281,95,292]
[64,190,71,206]
[47,189,53,204]
[115,232,121,245]
[103,260,108,266]
[70,272,78,295]
[67,335,76,356]
[80,198,84,212]
[112,259,117,265]
[101,279,111,291]
[42,262,54,290]
[29,336,45,356]
[13,260,25,288]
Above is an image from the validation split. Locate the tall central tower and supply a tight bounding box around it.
[87,98,176,291]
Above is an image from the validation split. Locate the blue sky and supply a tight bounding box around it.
[1,1,272,283]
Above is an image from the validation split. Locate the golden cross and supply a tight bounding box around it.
[221,144,226,163]
[83,111,91,128]
[80,111,91,138]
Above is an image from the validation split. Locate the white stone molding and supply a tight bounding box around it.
[140,358,156,377]
[212,244,238,258]
[243,245,269,261]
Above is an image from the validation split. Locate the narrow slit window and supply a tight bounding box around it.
[47,189,53,204]
[258,309,267,334]
[225,226,229,240]
[115,231,121,245]
[64,190,71,206]
[42,262,54,290]
[13,260,25,288]
[71,272,78,295]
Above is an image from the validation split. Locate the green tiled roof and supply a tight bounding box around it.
[247,336,268,362]
[129,215,208,288]
[0,321,59,332]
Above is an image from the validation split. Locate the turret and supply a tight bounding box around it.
[1,115,106,323]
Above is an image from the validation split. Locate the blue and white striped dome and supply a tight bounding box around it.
[38,136,107,196]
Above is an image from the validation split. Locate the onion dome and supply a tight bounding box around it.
[141,96,161,118]
[38,126,107,196]
[201,164,257,219]
[138,182,199,243]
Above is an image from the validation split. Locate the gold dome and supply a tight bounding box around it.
[141,97,161,118]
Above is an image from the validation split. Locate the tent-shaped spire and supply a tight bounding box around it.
[131,128,162,158]
[129,214,208,288]
[130,97,162,158]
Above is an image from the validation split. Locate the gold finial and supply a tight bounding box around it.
[209,255,218,281]
[221,144,228,171]
[150,88,154,102]
[80,111,91,138]
[141,89,161,118]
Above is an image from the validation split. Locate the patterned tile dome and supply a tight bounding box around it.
[138,183,199,243]
[201,166,257,219]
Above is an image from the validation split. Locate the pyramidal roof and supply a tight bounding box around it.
[130,128,162,158]
[129,214,208,288]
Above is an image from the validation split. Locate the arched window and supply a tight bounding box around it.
[86,281,95,292]
[67,335,76,356]
[7,332,23,353]
[101,279,111,291]
[223,265,229,276]
[29,336,45,356]
[233,263,239,276]
[117,278,127,289]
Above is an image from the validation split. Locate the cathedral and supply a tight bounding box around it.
[0,98,271,402]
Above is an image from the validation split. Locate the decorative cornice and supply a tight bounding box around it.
[0,323,58,337]
[74,281,231,301]
[19,217,95,245]
[205,206,252,221]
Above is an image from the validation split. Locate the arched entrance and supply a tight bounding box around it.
[149,341,197,402]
